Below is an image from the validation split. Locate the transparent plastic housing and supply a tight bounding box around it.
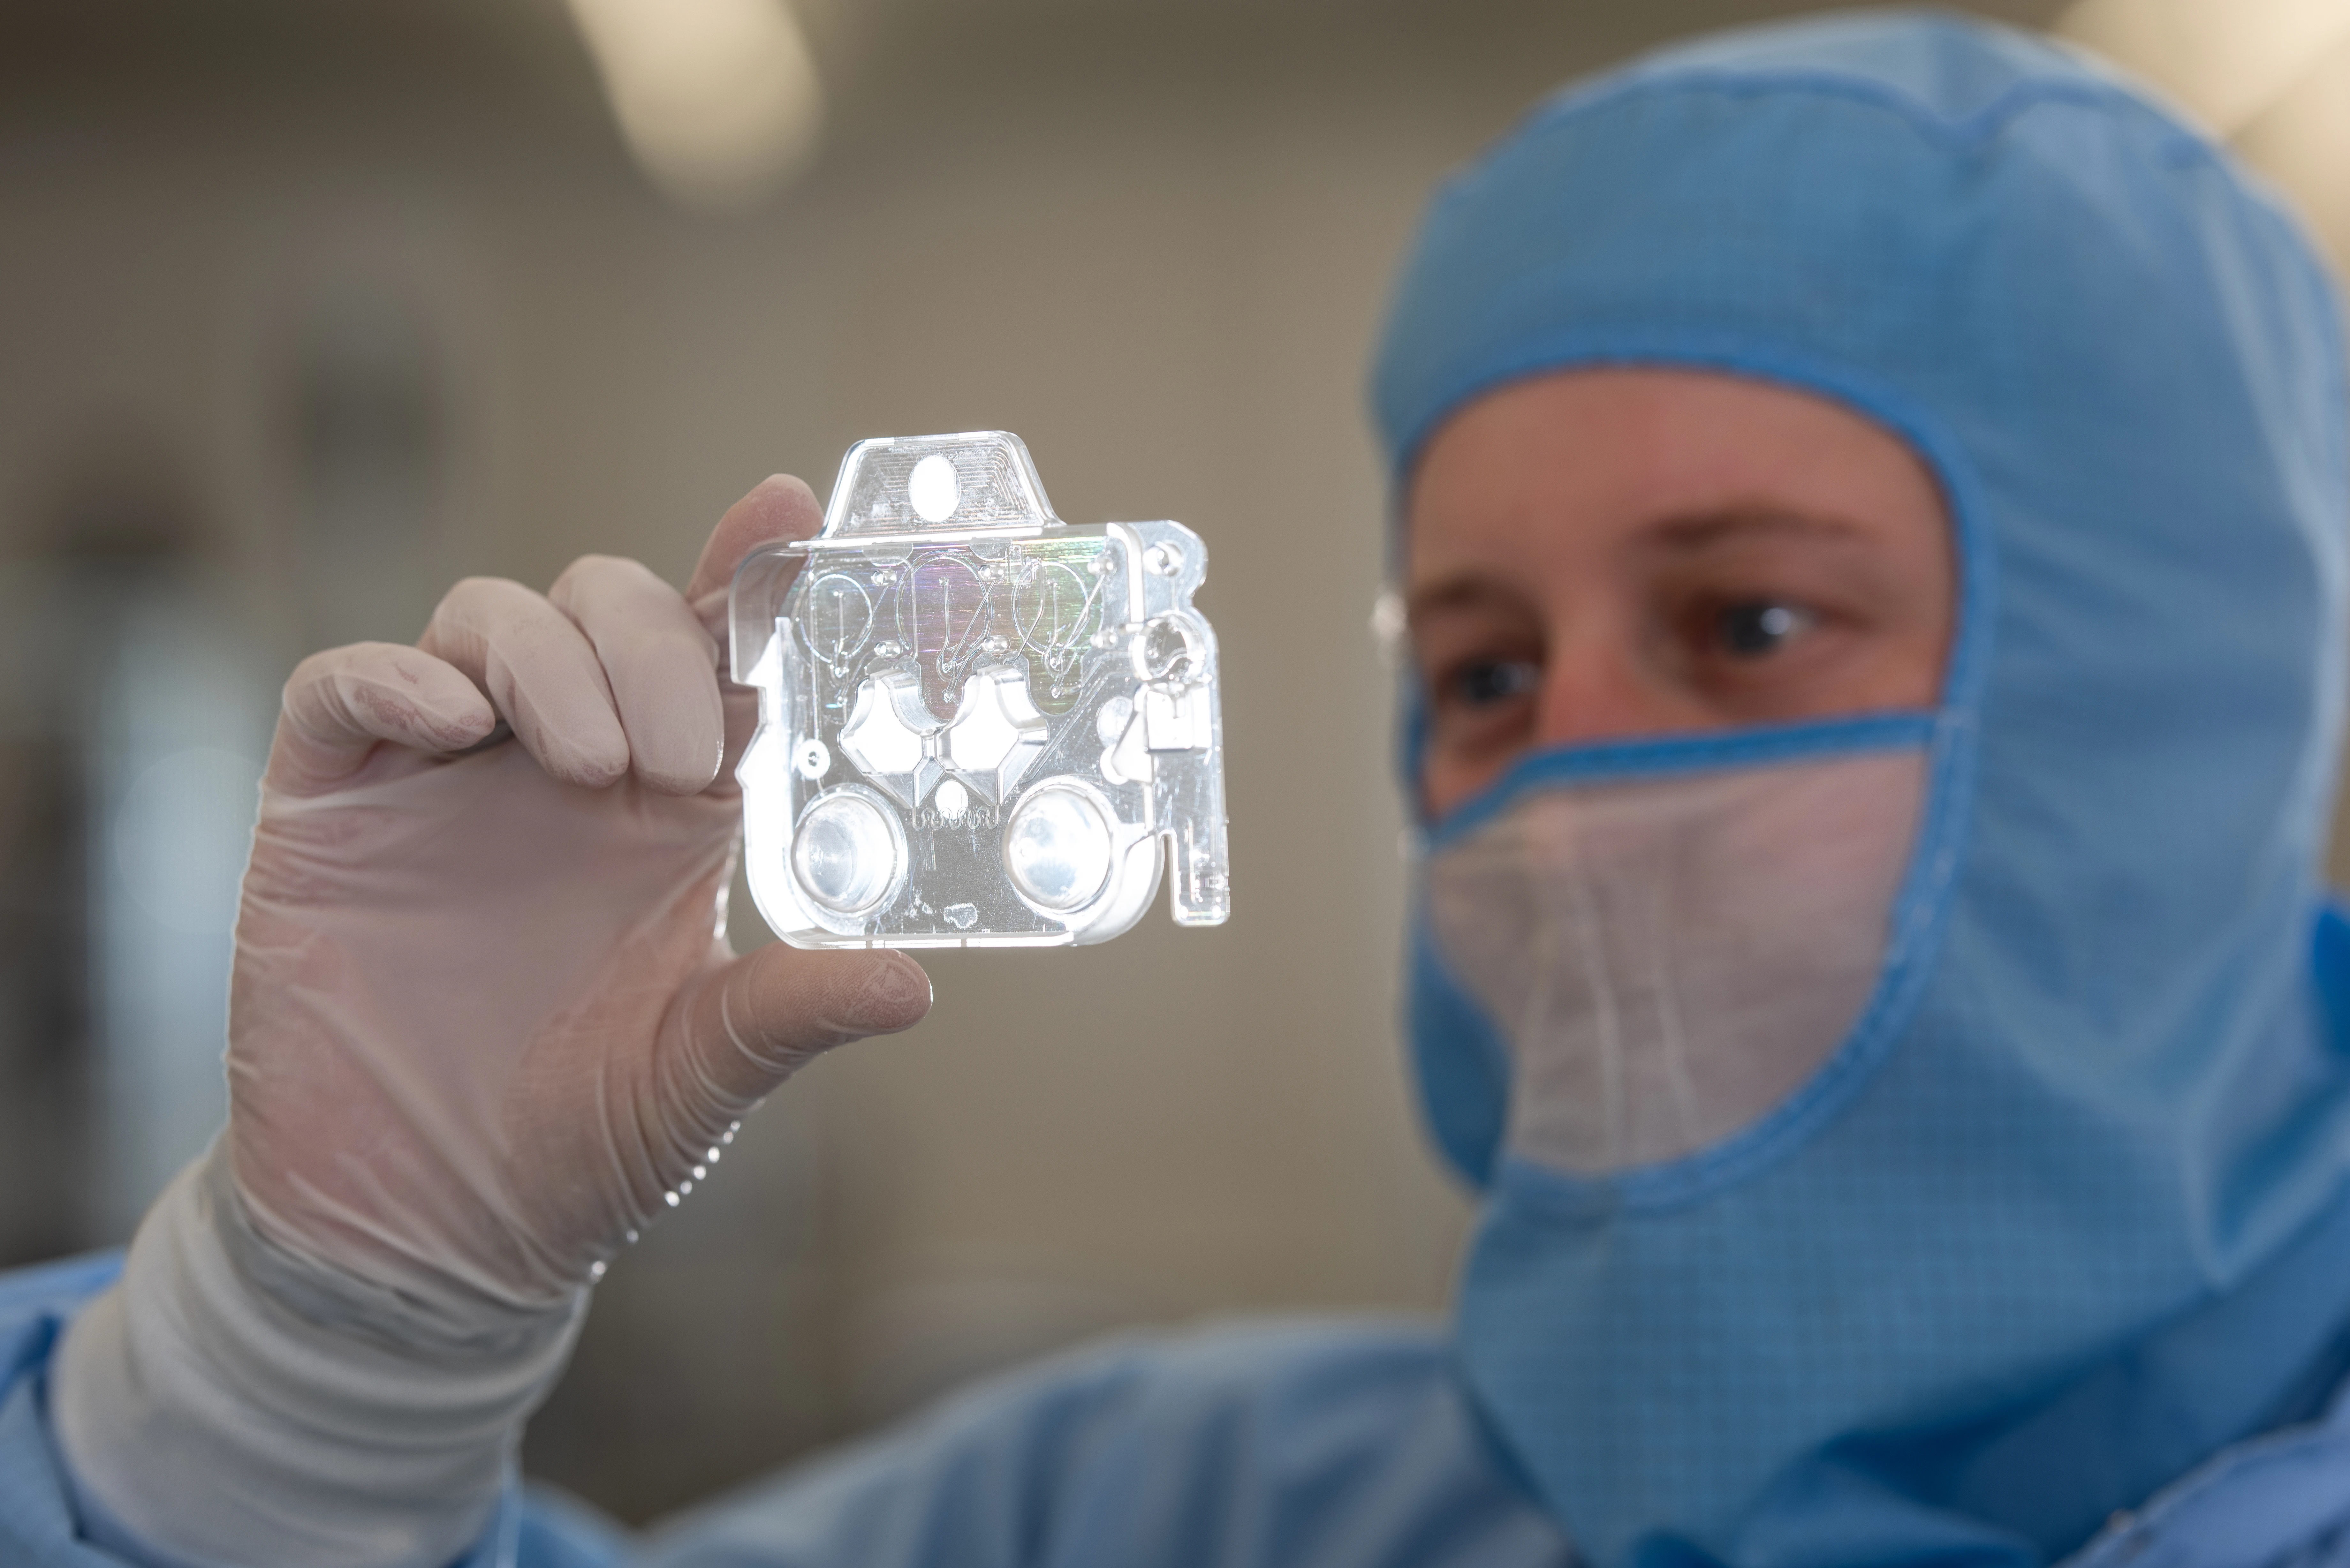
[731,432,1231,948]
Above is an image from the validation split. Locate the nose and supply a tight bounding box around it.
[1534,629,1691,749]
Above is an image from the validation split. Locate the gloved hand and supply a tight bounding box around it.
[55,477,931,1568]
[225,472,930,1315]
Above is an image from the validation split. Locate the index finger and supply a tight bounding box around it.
[269,643,499,795]
[684,474,824,637]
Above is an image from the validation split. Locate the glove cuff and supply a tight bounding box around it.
[53,1142,587,1568]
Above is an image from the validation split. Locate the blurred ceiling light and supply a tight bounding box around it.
[2058,0,2350,133]
[565,0,825,213]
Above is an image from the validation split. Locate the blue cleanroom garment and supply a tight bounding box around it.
[11,1249,2350,1567]
[0,1252,1569,1568]
[1374,10,2350,1567]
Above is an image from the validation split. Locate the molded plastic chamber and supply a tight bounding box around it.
[730,432,1231,948]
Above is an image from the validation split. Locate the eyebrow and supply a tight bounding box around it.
[1642,506,1872,549]
[1405,575,1529,623]
[1407,506,1874,622]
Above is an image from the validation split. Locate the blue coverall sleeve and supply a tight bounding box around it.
[1,1254,1561,1568]
[635,1322,1568,1568]
[0,1250,1136,1568]
[0,1253,131,1566]
[633,1339,1155,1568]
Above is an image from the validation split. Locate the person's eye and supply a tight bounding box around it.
[1712,599,1817,660]
[1449,658,1540,708]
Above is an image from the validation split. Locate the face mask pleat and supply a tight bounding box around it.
[1425,749,1926,1175]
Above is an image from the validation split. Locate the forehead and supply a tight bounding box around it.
[1402,368,1950,581]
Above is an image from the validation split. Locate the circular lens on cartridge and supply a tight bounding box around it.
[1003,781,1115,912]
[1140,614,1202,682]
[792,789,904,915]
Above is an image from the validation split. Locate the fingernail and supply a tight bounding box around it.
[847,955,931,1031]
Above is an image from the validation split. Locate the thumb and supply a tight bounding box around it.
[658,943,932,1124]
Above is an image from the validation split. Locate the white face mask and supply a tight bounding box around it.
[1422,750,1926,1175]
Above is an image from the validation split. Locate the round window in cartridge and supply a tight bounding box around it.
[908,453,960,522]
[791,786,906,917]
[1002,778,1116,913]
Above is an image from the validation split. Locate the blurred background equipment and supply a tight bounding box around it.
[0,0,2343,1529]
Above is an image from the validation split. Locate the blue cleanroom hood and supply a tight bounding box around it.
[1374,12,2350,1564]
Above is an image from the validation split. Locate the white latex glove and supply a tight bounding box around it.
[56,477,932,1568]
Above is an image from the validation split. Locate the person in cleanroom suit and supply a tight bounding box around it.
[6,10,2350,1567]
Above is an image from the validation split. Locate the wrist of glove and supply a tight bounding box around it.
[56,1141,584,1568]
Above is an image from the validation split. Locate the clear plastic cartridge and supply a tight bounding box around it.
[730,431,1230,948]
